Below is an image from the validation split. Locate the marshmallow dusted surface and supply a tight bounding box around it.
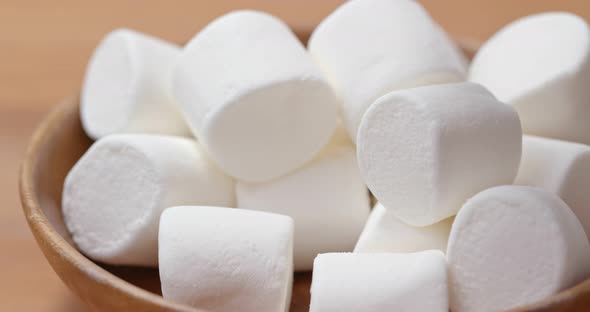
[62,135,235,266]
[236,127,370,270]
[354,203,453,254]
[159,206,294,312]
[448,186,590,312]
[60,5,590,311]
[357,82,522,226]
[174,10,339,182]
[310,251,448,312]
[308,0,466,141]
[469,13,590,144]
[81,29,188,139]
[515,135,590,238]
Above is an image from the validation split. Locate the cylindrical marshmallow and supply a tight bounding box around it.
[173,10,339,182]
[469,12,590,144]
[236,126,370,271]
[515,135,590,238]
[310,251,448,312]
[81,28,189,139]
[62,134,235,266]
[159,206,293,312]
[448,185,590,312]
[308,0,466,142]
[357,82,522,226]
[354,203,453,254]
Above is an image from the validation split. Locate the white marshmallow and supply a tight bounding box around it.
[357,82,522,226]
[469,13,590,144]
[354,203,453,254]
[515,135,590,238]
[308,0,466,142]
[159,206,293,312]
[448,185,590,312]
[62,134,234,266]
[310,251,448,312]
[81,29,188,139]
[174,10,339,182]
[236,127,370,271]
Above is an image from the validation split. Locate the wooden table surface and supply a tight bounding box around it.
[2,1,590,311]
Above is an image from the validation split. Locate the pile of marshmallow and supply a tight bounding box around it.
[61,0,590,311]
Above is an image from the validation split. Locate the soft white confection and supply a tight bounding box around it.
[62,134,235,267]
[236,127,370,270]
[469,13,590,144]
[81,28,188,139]
[174,10,339,182]
[308,0,466,142]
[448,186,590,312]
[515,135,590,238]
[354,203,453,254]
[159,206,294,312]
[358,82,522,226]
[310,251,448,312]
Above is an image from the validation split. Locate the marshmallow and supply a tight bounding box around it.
[159,206,293,312]
[174,10,339,182]
[310,251,448,312]
[62,134,235,266]
[354,203,453,254]
[469,13,590,144]
[81,29,188,139]
[515,135,590,238]
[236,126,370,270]
[308,0,466,142]
[357,82,522,226]
[448,185,590,312]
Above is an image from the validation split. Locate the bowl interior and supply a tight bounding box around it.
[20,32,590,312]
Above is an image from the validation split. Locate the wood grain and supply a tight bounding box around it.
[0,111,86,311]
[4,1,590,311]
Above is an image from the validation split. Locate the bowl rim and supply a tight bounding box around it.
[19,97,197,311]
[17,34,590,312]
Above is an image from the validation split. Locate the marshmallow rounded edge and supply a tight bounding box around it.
[515,135,590,240]
[81,29,189,139]
[447,185,590,312]
[469,12,590,144]
[308,0,467,141]
[354,203,453,254]
[173,10,339,182]
[310,250,448,312]
[159,206,294,312]
[236,126,370,270]
[357,82,522,226]
[62,134,235,266]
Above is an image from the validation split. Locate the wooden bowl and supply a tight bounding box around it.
[18,30,590,312]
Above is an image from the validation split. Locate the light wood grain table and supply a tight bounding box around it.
[2,1,590,311]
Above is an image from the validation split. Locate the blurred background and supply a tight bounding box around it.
[2,0,590,310]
